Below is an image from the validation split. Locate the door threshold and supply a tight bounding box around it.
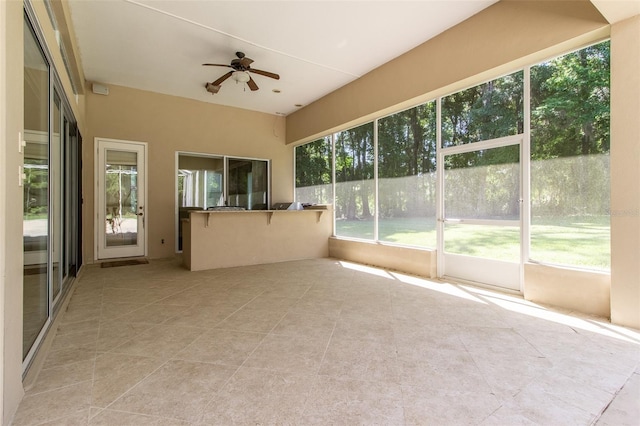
[439,275,523,296]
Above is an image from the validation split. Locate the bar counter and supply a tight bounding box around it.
[182,207,333,271]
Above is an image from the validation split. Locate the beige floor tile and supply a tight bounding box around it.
[472,352,552,401]
[100,301,150,322]
[49,327,99,352]
[60,303,103,324]
[11,381,92,426]
[109,324,206,359]
[397,349,492,392]
[55,318,101,337]
[163,304,238,327]
[503,380,600,425]
[520,373,617,417]
[42,346,97,370]
[92,353,165,407]
[340,298,394,318]
[88,409,164,425]
[596,372,640,426]
[319,336,400,382]
[192,290,258,308]
[14,258,640,426]
[68,289,103,307]
[117,303,191,324]
[301,376,404,425]
[402,385,501,425]
[25,360,95,395]
[393,322,466,357]
[290,293,344,318]
[215,307,287,333]
[480,406,540,425]
[244,334,329,375]
[174,329,266,366]
[243,294,301,311]
[270,311,337,339]
[40,408,91,426]
[108,359,236,422]
[333,313,396,343]
[88,408,195,425]
[200,367,313,425]
[96,320,156,352]
[26,359,95,395]
[102,287,178,304]
[260,281,312,298]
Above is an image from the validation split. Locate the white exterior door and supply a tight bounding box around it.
[438,136,523,291]
[96,138,147,260]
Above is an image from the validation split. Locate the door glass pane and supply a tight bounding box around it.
[105,150,138,247]
[444,223,520,262]
[23,16,50,359]
[227,159,268,210]
[334,122,375,240]
[444,145,520,220]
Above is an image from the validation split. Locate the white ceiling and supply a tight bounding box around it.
[68,0,497,116]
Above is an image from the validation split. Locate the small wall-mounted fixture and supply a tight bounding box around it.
[92,83,109,96]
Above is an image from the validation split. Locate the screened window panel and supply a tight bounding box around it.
[334,123,375,240]
[378,102,437,248]
[530,41,610,271]
[441,71,524,147]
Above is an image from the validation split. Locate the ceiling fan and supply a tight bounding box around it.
[203,52,280,94]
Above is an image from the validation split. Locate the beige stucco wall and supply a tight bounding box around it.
[524,263,611,318]
[85,84,291,262]
[329,238,436,278]
[2,1,26,423]
[610,15,640,329]
[286,0,609,145]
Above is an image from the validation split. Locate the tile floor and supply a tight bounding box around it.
[12,257,640,425]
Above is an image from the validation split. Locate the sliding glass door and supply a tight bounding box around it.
[23,12,82,366]
[23,15,50,359]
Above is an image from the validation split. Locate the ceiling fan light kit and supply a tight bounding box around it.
[232,71,251,83]
[203,51,280,95]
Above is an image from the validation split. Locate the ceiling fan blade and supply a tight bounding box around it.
[203,63,233,68]
[212,71,233,86]
[247,77,259,91]
[248,68,280,80]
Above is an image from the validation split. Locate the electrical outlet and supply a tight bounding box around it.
[161,239,165,244]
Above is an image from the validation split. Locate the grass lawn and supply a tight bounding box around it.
[336,215,610,271]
